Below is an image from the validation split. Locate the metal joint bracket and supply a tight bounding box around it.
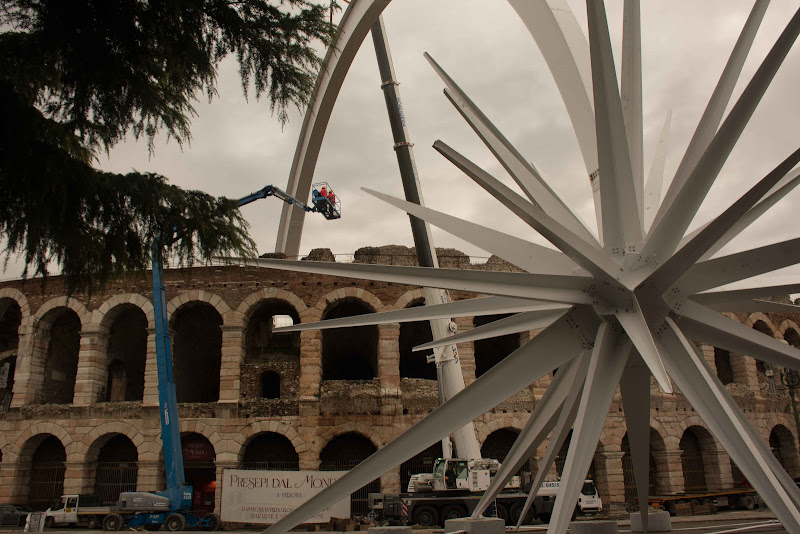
[393,142,414,151]
[381,80,399,88]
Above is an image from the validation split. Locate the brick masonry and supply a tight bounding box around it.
[0,245,798,512]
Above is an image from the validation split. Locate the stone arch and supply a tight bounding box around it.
[768,423,800,478]
[85,433,139,504]
[240,432,300,469]
[82,422,147,460]
[15,432,69,509]
[179,431,217,514]
[180,420,222,450]
[95,294,154,331]
[238,288,308,321]
[0,288,30,320]
[394,289,426,311]
[166,290,233,327]
[13,423,76,462]
[319,431,380,515]
[481,427,520,463]
[315,423,383,458]
[318,290,381,380]
[170,299,224,402]
[28,299,88,405]
[679,425,716,493]
[239,421,305,459]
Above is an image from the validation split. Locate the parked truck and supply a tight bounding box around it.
[44,493,212,531]
[369,457,602,526]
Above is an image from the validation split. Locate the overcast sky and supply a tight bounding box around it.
[46,1,800,290]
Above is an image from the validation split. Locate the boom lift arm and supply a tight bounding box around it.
[150,183,339,523]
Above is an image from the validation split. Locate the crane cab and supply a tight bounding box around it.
[311,182,341,220]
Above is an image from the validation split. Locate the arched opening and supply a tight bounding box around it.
[241,432,299,470]
[181,433,216,514]
[473,315,520,378]
[399,301,435,380]
[40,309,81,405]
[621,431,659,509]
[322,300,378,380]
[245,300,301,358]
[481,428,519,463]
[769,424,798,475]
[680,427,710,493]
[105,306,146,401]
[400,442,443,492]
[0,299,21,404]
[714,347,734,385]
[95,435,138,504]
[320,433,379,515]
[172,304,222,403]
[261,371,281,399]
[28,436,66,510]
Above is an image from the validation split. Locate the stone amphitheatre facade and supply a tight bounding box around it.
[0,244,798,517]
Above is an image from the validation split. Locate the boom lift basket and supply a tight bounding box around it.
[311,182,341,220]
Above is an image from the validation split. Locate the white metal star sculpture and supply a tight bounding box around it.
[225,1,800,532]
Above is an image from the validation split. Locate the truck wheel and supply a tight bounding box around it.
[440,504,465,522]
[742,495,756,510]
[495,503,509,525]
[537,512,551,524]
[510,502,531,525]
[165,513,187,532]
[103,514,123,531]
[412,505,438,527]
[203,513,221,531]
[44,516,55,529]
[86,515,99,529]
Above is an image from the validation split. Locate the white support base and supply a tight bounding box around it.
[368,527,413,534]
[568,520,619,534]
[630,510,671,532]
[444,517,505,534]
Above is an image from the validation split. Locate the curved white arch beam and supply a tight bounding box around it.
[276,0,600,258]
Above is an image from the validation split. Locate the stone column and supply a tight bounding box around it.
[381,466,402,494]
[704,447,731,491]
[137,460,162,492]
[62,462,87,495]
[73,326,109,405]
[594,451,624,505]
[299,449,319,471]
[298,328,322,418]
[214,461,238,514]
[378,323,401,416]
[0,463,16,503]
[219,324,245,407]
[454,317,476,386]
[142,328,159,407]
[653,450,683,495]
[11,320,39,406]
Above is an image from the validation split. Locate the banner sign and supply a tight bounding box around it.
[221,469,350,524]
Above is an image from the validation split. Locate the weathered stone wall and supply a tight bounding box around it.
[0,245,797,514]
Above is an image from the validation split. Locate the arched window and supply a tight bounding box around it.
[714,347,734,385]
[473,315,520,377]
[242,432,299,470]
[399,302,435,380]
[261,371,280,399]
[680,427,708,492]
[95,435,138,504]
[172,304,222,403]
[322,300,378,380]
[105,306,147,401]
[320,433,379,515]
[41,309,81,404]
[29,436,66,510]
[105,360,127,402]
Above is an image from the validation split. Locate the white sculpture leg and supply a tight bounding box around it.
[620,359,651,531]
[516,357,588,528]
[660,318,800,529]
[472,353,590,518]
[549,323,630,534]
[261,308,599,534]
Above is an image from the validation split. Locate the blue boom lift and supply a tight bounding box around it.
[102,184,339,531]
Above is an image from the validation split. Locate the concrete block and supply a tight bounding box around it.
[568,520,618,534]
[630,510,671,532]
[444,517,505,534]
[367,527,412,534]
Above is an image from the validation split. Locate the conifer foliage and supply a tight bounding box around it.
[0,0,337,291]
